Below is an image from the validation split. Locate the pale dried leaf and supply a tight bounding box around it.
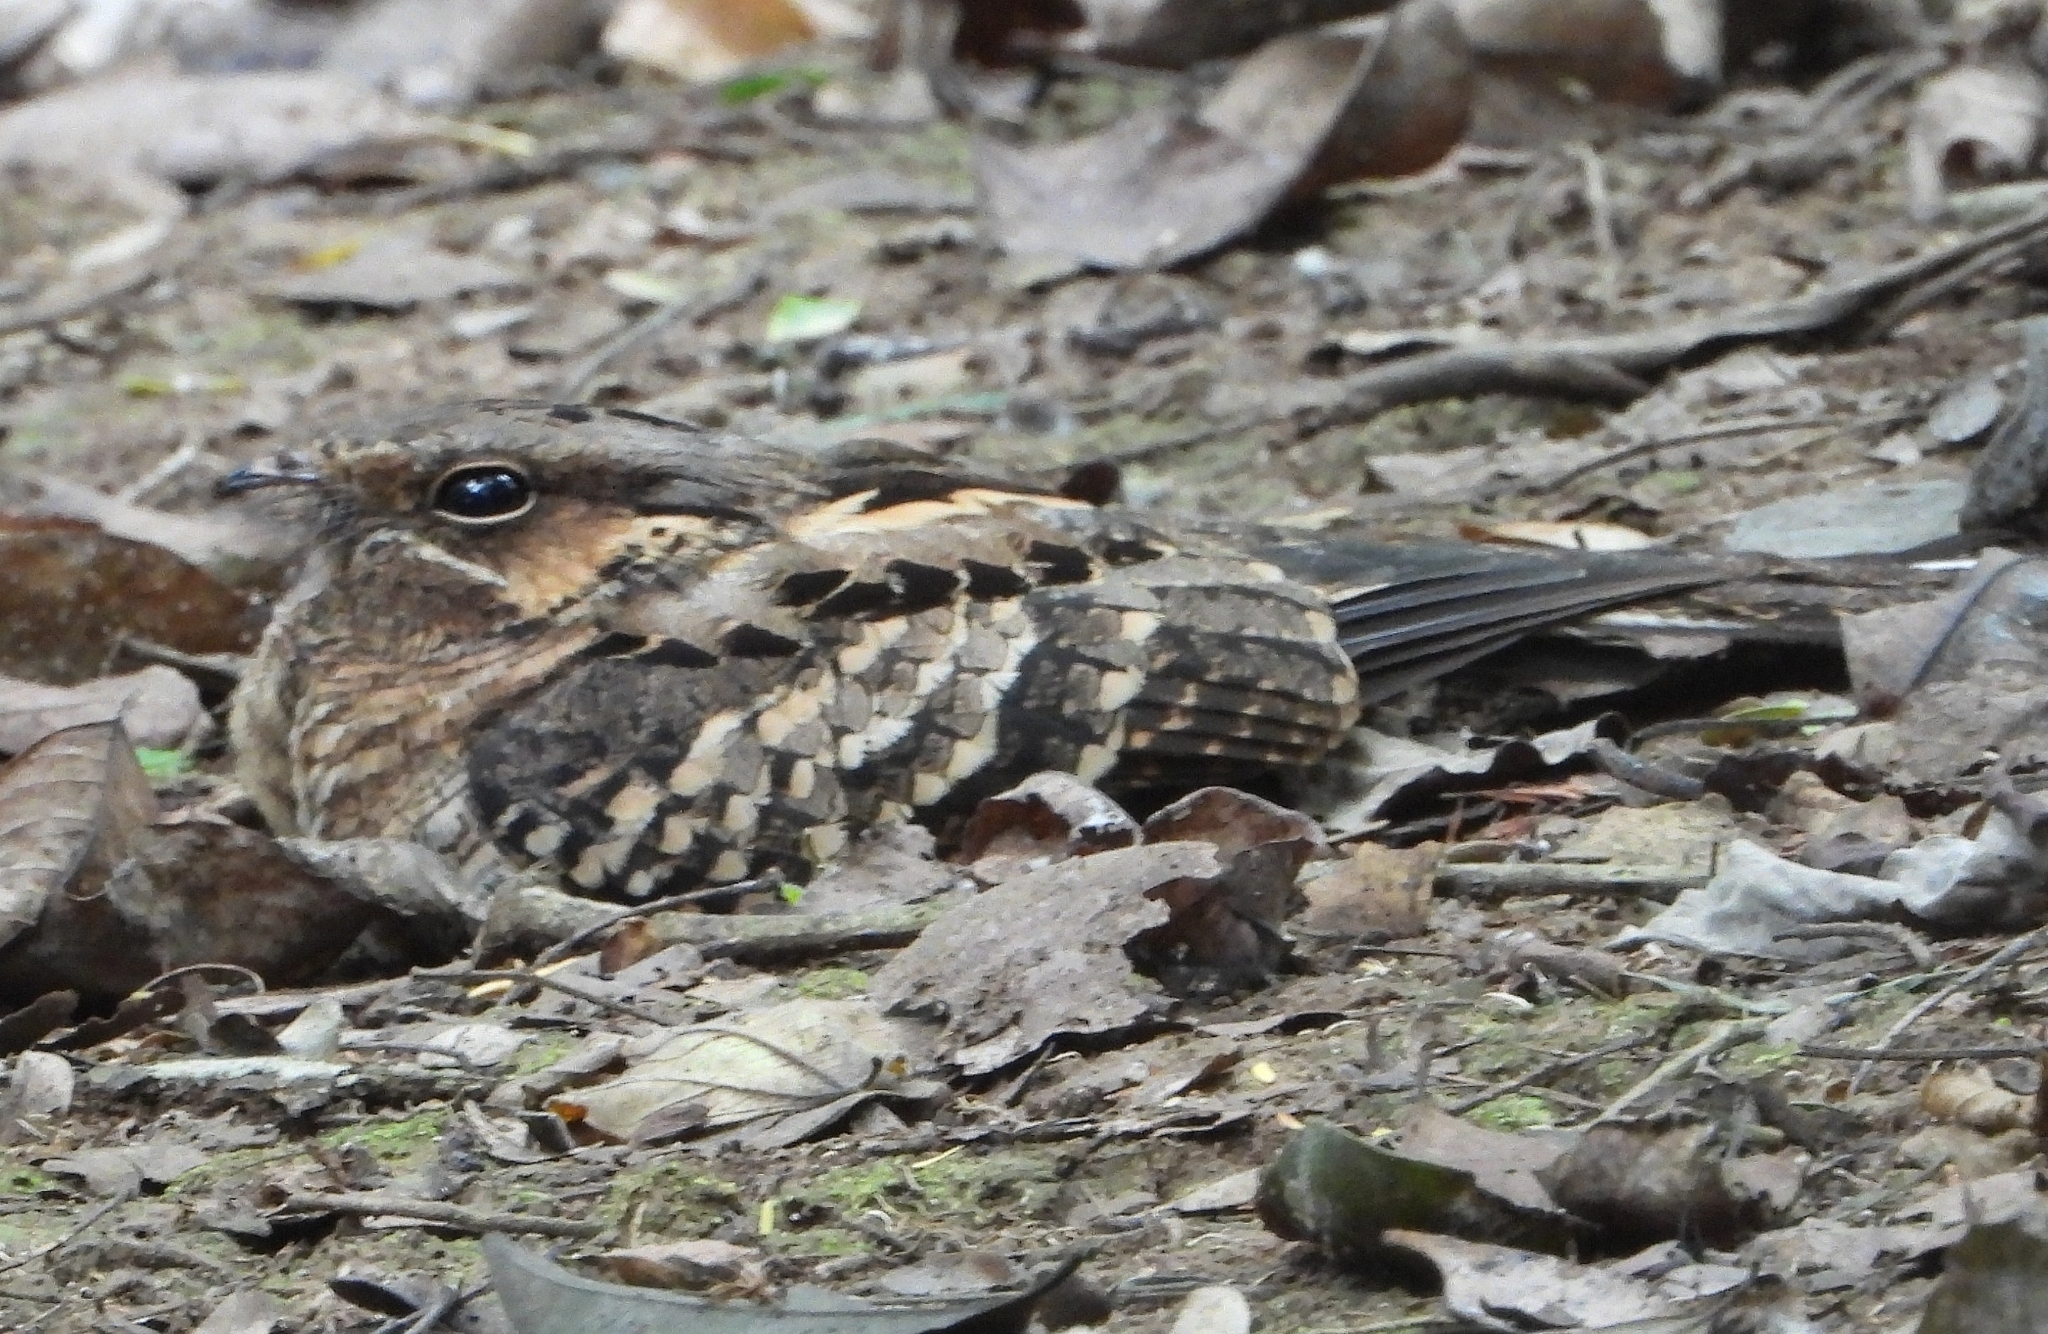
[0,666,203,755]
[1907,64,2047,222]
[0,722,157,955]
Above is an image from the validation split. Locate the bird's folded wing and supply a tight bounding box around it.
[1254,540,1730,703]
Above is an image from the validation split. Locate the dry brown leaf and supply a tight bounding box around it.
[1298,842,1437,939]
[1922,1068,2032,1134]
[602,0,817,82]
[1539,1120,1781,1248]
[8,473,293,584]
[0,515,260,685]
[871,842,1204,1074]
[260,234,528,310]
[977,0,1470,268]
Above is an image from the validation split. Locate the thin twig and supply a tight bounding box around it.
[642,1023,865,1095]
[1803,1043,2046,1062]
[1304,202,2048,438]
[558,265,766,399]
[0,268,157,338]
[1851,925,2048,1092]
[1774,922,1937,968]
[1590,1018,1770,1124]
[115,430,206,505]
[1897,550,2024,698]
[1529,409,1913,494]
[0,1198,123,1273]
[434,968,675,1024]
[1446,1031,1653,1115]
[1568,142,1621,301]
[285,1191,602,1239]
[532,878,773,968]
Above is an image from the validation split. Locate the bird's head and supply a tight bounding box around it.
[218,400,818,621]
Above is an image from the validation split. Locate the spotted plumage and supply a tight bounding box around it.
[223,399,1709,900]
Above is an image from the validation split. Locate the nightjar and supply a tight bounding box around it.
[222,400,1708,899]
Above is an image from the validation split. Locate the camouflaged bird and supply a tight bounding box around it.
[222,400,1710,900]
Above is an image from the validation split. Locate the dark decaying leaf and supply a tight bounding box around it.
[1380,1229,1747,1329]
[0,516,259,685]
[278,836,488,954]
[976,0,1470,268]
[871,842,1198,1074]
[96,817,381,990]
[481,1233,1082,1334]
[0,989,77,1055]
[1256,1119,1590,1264]
[1537,1121,1781,1251]
[1917,1207,2048,1334]
[0,723,378,1000]
[1130,788,1326,990]
[330,1271,457,1319]
[1298,715,1622,833]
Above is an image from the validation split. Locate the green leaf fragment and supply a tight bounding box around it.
[135,748,190,781]
[604,269,691,304]
[718,68,828,104]
[765,294,860,345]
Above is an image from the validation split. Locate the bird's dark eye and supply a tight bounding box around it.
[431,463,534,524]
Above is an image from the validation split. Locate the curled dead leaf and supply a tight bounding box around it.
[957,770,1140,876]
[1922,1068,2032,1134]
[977,0,1470,268]
[1907,64,2047,223]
